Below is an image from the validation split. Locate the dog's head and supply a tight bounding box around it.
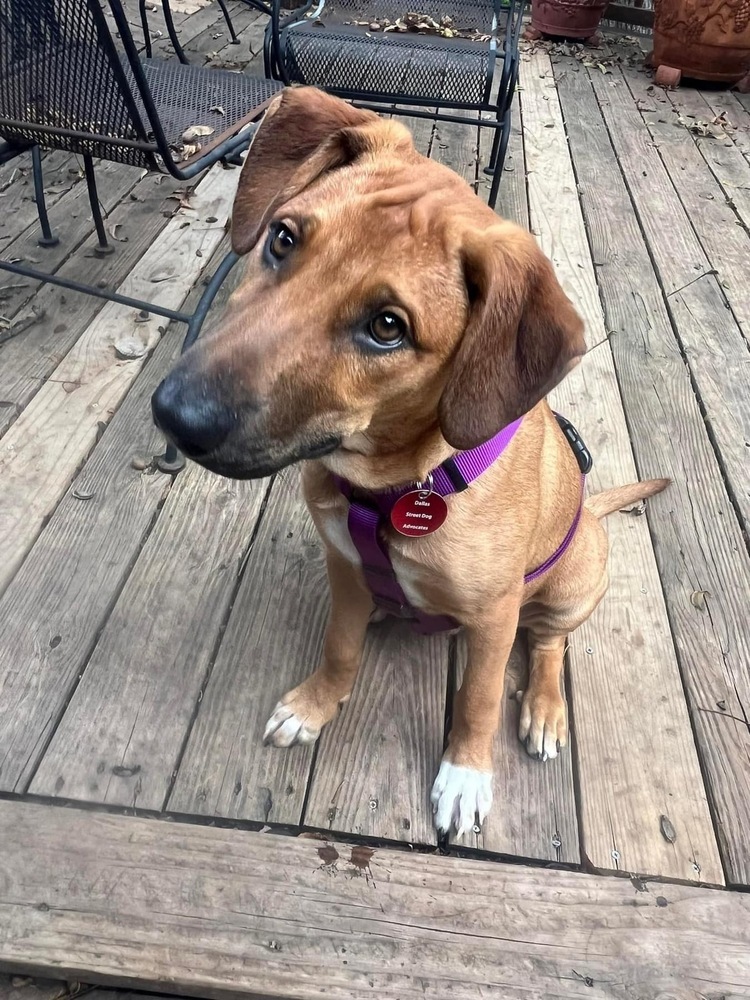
[152,87,585,480]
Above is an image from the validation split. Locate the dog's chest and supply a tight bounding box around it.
[316,502,427,609]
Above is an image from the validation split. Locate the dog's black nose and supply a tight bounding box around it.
[151,372,235,458]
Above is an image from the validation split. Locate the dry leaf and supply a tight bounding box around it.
[659,815,677,844]
[209,104,226,115]
[690,589,710,611]
[115,335,148,359]
[181,124,214,142]
[108,223,128,242]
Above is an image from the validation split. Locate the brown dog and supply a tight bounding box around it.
[152,86,667,837]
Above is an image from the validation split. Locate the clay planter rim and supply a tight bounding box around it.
[530,0,609,39]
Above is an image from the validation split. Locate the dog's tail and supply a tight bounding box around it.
[584,478,670,520]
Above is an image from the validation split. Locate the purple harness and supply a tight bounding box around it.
[334,414,589,634]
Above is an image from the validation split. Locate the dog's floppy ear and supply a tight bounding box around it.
[438,223,586,450]
[232,87,400,254]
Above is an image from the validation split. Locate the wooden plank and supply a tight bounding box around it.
[451,637,580,861]
[0,172,175,438]
[0,333,176,792]
[30,463,268,810]
[486,95,529,227]
[520,52,722,884]
[427,97,579,862]
[667,86,750,235]
[0,983,182,1000]
[168,467,323,825]
[0,151,76,253]
[1,800,750,1000]
[623,71,750,336]
[303,620,447,845]
[0,158,147,329]
[699,88,750,163]
[0,162,239,599]
[0,231,244,793]
[590,67,750,533]
[556,59,750,888]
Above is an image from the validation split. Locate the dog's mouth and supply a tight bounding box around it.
[178,434,342,480]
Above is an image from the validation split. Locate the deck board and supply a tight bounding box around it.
[168,467,324,825]
[521,51,722,885]
[556,59,750,888]
[589,67,750,534]
[29,462,266,810]
[2,799,750,1000]
[0,173,176,439]
[0,163,239,598]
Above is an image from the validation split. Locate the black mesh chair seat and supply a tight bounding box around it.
[1,35,281,167]
[137,61,282,162]
[282,23,493,104]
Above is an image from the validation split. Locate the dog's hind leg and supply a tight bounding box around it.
[263,550,374,748]
[518,633,568,761]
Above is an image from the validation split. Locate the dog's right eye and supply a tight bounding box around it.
[267,224,296,262]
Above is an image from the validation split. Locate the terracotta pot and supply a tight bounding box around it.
[652,0,750,88]
[528,0,609,39]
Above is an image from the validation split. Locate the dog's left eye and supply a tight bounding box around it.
[268,224,296,261]
[368,311,408,348]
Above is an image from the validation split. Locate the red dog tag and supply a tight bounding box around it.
[390,490,448,537]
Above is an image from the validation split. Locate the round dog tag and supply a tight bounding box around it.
[390,490,448,537]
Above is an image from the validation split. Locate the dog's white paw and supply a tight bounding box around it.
[263,701,321,747]
[430,761,493,837]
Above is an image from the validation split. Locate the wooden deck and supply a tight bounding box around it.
[1,7,750,997]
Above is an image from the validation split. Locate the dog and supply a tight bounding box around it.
[152,86,667,837]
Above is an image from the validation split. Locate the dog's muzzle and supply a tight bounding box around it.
[151,370,236,460]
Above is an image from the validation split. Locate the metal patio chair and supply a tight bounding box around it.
[263,0,523,207]
[0,0,281,464]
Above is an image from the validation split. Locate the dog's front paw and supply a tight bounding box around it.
[263,701,322,747]
[430,760,493,837]
[518,686,567,762]
[262,675,347,748]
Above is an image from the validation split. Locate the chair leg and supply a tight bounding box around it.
[84,155,115,257]
[32,146,59,248]
[216,0,240,44]
[139,0,153,58]
[157,249,241,474]
[487,113,511,212]
[162,0,189,64]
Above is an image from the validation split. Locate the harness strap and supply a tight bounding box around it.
[335,414,589,634]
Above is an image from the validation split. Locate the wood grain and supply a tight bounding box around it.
[625,73,750,338]
[0,163,239,598]
[168,467,325,826]
[668,86,750,237]
[0,323,178,792]
[30,463,267,810]
[556,60,750,888]
[520,52,722,884]
[0,158,145,330]
[0,151,75,252]
[1,799,749,1000]
[590,68,750,532]
[304,619,448,845]
[699,90,750,163]
[0,173,176,438]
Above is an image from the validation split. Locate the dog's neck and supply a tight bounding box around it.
[322,423,456,492]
